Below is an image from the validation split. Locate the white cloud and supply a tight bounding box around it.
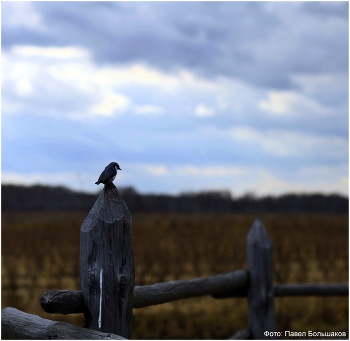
[3,2,43,30]
[178,70,218,92]
[94,64,181,92]
[134,105,164,115]
[258,90,327,116]
[291,73,349,109]
[239,168,348,197]
[139,165,168,176]
[13,45,90,60]
[194,103,215,117]
[16,78,33,96]
[129,163,245,177]
[91,91,130,116]
[172,165,244,177]
[93,64,218,93]
[2,45,223,121]
[3,55,40,94]
[259,91,291,114]
[229,126,347,158]
[292,73,334,93]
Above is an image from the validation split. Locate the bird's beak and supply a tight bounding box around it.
[118,166,122,170]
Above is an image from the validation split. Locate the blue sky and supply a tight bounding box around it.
[1,1,349,196]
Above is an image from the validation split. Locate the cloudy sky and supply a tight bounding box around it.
[2,1,349,197]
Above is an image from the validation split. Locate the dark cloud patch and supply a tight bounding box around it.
[2,2,285,87]
[1,2,348,91]
[302,2,349,19]
[291,33,349,74]
[1,28,59,49]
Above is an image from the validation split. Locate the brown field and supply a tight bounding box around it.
[1,211,348,339]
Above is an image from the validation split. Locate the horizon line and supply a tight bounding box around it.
[1,182,348,200]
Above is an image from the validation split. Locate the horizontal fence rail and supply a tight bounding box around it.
[1,307,125,340]
[41,275,349,315]
[213,283,349,298]
[132,269,248,308]
[274,284,349,297]
[41,270,248,314]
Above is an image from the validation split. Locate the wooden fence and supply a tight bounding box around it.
[1,184,348,339]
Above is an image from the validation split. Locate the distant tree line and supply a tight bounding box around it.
[1,184,348,214]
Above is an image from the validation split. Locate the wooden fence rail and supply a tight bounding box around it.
[40,281,349,315]
[1,184,348,340]
[1,307,125,340]
[214,283,349,298]
[41,270,248,313]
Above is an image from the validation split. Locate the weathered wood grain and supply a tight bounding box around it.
[132,269,247,308]
[1,307,126,340]
[247,219,275,339]
[41,290,86,314]
[80,183,134,338]
[41,280,349,315]
[41,270,248,314]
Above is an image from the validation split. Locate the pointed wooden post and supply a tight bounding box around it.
[247,219,275,339]
[80,183,134,339]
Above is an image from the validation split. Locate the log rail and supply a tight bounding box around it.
[1,307,126,340]
[40,279,349,315]
[41,270,248,313]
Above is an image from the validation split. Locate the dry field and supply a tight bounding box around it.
[1,211,348,339]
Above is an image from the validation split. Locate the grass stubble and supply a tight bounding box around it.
[1,211,348,339]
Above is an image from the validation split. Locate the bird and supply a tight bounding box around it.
[95,162,122,185]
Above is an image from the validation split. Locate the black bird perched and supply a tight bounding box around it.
[95,162,122,185]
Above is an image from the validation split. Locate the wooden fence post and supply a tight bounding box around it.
[247,219,275,339]
[80,183,134,339]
